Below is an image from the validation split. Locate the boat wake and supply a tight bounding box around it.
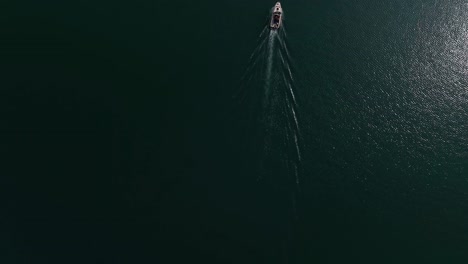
[265,30,275,102]
[233,7,302,261]
[236,21,302,201]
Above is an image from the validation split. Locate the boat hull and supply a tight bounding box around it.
[270,2,283,30]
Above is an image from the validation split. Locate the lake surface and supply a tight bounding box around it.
[2,0,468,263]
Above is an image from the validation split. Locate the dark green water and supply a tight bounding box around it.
[2,0,468,263]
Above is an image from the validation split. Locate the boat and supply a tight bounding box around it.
[270,2,283,30]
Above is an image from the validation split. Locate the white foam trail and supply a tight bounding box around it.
[286,95,302,160]
[293,132,301,162]
[283,84,300,131]
[281,87,301,163]
[287,82,297,107]
[265,30,275,97]
[286,64,294,82]
[277,37,293,74]
[284,92,302,165]
[284,46,292,62]
[276,34,287,51]
[281,35,291,57]
[278,38,288,55]
[278,49,284,62]
[278,49,294,85]
[280,71,298,112]
[291,107,299,131]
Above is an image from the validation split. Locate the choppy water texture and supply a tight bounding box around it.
[235,0,468,263]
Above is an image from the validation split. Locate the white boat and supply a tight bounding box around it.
[270,2,283,30]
